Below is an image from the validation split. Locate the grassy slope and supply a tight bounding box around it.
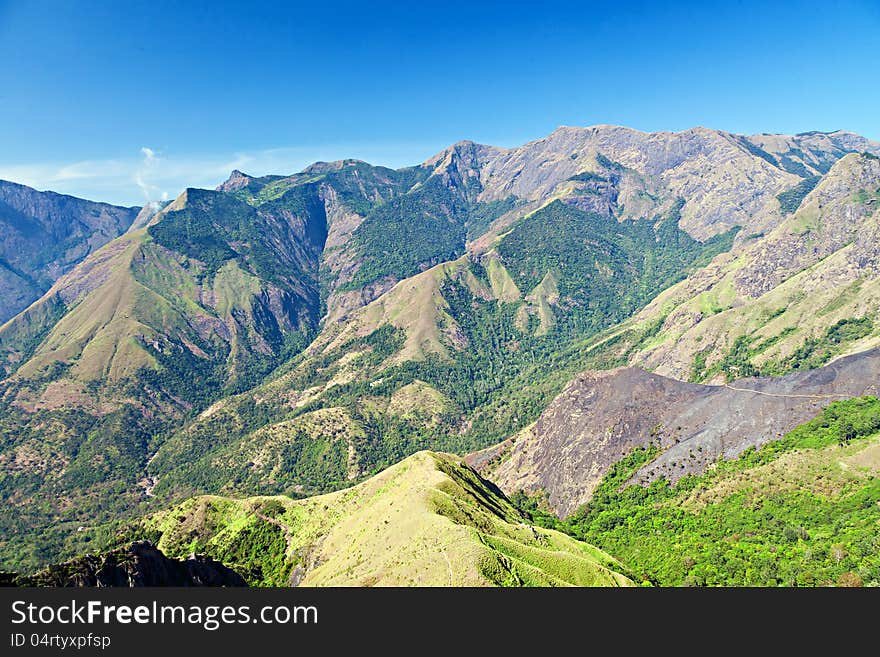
[622,153,880,381]
[146,200,737,513]
[0,186,331,571]
[144,451,633,587]
[317,255,482,362]
[6,145,874,576]
[1,186,327,407]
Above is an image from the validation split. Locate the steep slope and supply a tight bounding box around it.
[744,129,878,176]
[146,200,737,506]
[214,150,516,325]
[475,347,880,517]
[0,153,546,570]
[517,397,880,586]
[614,152,880,382]
[2,124,877,572]
[136,131,880,518]
[0,186,326,406]
[142,451,633,587]
[0,180,139,323]
[469,126,878,243]
[215,160,430,322]
[0,185,331,569]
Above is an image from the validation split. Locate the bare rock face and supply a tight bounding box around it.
[0,180,139,323]
[3,541,247,587]
[747,130,879,174]
[318,183,388,323]
[733,154,880,298]
[478,348,880,517]
[475,127,775,239]
[625,153,880,380]
[216,169,254,192]
[463,125,879,242]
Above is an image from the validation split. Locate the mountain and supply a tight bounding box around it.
[466,126,878,242]
[473,347,880,517]
[139,451,633,586]
[0,185,327,407]
[512,396,880,586]
[0,183,335,569]
[0,180,139,323]
[2,124,879,573]
[611,152,880,382]
[140,128,880,513]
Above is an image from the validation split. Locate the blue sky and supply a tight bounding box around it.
[0,0,878,206]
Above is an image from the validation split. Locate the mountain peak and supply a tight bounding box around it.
[422,140,500,169]
[302,159,367,175]
[216,169,253,192]
[129,199,170,231]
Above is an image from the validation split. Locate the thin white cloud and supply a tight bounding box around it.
[135,147,166,202]
[0,141,444,206]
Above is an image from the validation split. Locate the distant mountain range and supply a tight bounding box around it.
[1,125,879,586]
[0,180,139,323]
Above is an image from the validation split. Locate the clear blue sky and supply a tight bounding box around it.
[1,0,878,206]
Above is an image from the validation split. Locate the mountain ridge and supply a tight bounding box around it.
[0,179,139,324]
[142,450,635,586]
[475,347,880,517]
[2,123,880,574]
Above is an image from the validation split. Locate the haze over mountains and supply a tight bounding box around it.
[0,181,139,323]
[1,124,879,586]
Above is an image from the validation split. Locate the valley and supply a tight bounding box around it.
[1,124,879,586]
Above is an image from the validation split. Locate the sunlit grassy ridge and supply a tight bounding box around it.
[145,451,634,587]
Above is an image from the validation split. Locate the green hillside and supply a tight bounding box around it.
[141,451,633,587]
[144,200,736,511]
[2,126,880,580]
[516,397,880,586]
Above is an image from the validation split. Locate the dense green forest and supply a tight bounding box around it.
[496,200,738,335]
[141,202,742,509]
[342,175,470,290]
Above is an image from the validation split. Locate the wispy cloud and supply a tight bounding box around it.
[134,147,167,202]
[0,141,443,207]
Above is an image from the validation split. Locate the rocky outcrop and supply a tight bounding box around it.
[732,154,880,298]
[2,541,247,587]
[746,130,879,175]
[476,347,880,517]
[216,169,255,192]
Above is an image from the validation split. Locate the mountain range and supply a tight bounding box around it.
[0,181,139,324]
[1,124,879,586]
